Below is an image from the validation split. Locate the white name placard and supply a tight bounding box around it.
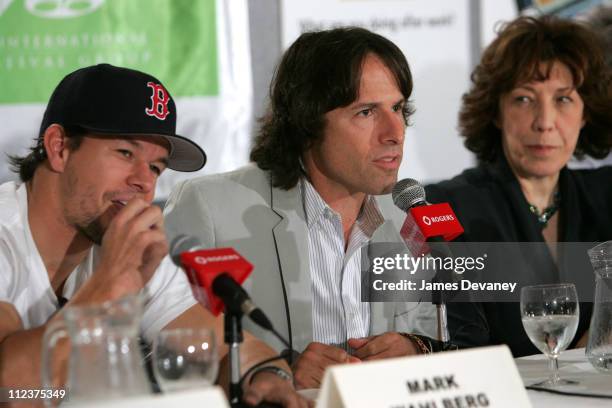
[77,386,229,408]
[318,345,531,408]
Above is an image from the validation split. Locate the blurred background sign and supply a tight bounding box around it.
[0,0,252,198]
[0,0,609,198]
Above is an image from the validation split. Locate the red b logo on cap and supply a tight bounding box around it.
[145,82,170,120]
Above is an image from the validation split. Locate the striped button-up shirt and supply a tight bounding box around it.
[301,178,384,350]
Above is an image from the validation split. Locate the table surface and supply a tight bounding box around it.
[516,348,612,407]
[76,348,612,407]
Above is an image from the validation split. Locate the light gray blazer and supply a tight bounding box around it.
[164,164,428,352]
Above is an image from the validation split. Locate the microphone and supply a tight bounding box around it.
[171,237,292,406]
[392,179,463,344]
[391,178,463,256]
[170,235,274,332]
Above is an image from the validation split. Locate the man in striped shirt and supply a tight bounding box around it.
[165,27,427,390]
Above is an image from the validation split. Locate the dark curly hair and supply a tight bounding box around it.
[459,16,612,163]
[250,26,414,190]
[9,126,86,183]
[586,6,612,69]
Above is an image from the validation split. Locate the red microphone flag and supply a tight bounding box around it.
[179,248,253,316]
[400,203,464,255]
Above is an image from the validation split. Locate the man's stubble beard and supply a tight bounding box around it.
[380,180,396,195]
[62,169,107,246]
[76,219,105,246]
[372,169,399,195]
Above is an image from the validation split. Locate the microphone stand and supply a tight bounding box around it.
[225,310,243,405]
[224,308,285,408]
[432,285,450,343]
[429,245,451,343]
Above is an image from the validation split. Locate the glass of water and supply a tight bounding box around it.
[152,328,219,392]
[521,283,579,386]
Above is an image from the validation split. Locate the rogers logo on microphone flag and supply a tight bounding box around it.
[410,203,464,241]
[180,248,253,315]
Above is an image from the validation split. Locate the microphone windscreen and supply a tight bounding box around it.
[169,234,203,266]
[392,178,426,211]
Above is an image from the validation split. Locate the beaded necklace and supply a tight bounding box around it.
[528,191,560,227]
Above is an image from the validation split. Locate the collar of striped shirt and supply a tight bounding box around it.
[300,177,384,237]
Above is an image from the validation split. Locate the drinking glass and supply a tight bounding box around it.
[152,328,219,392]
[520,283,579,386]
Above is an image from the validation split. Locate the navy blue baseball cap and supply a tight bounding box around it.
[39,64,206,172]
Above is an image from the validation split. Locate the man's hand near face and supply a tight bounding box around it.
[78,198,168,303]
[291,342,360,389]
[348,332,418,361]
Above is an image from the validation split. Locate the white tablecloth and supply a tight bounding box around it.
[73,387,229,407]
[516,348,612,407]
[301,348,612,407]
[73,349,612,407]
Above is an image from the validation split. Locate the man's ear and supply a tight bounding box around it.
[42,124,71,173]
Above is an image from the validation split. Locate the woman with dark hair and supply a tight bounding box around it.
[425,16,612,357]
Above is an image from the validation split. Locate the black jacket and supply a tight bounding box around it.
[426,159,612,357]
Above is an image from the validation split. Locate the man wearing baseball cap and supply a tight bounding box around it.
[0,64,307,407]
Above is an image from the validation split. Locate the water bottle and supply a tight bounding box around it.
[586,241,612,373]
